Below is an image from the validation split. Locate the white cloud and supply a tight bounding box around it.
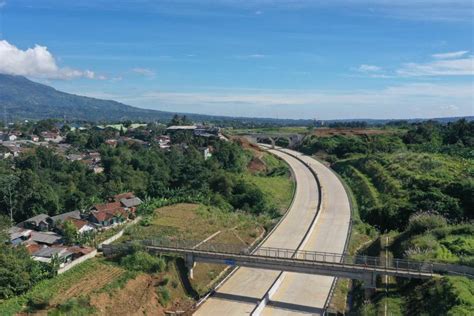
[132,67,156,77]
[432,50,469,59]
[0,40,103,80]
[236,54,266,59]
[0,1,6,9]
[397,56,474,76]
[357,64,382,72]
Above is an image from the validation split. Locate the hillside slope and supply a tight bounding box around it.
[0,74,178,122]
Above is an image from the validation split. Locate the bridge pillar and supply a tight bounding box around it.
[270,138,276,149]
[185,254,196,279]
[362,272,377,299]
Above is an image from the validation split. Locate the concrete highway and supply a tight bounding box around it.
[261,148,351,315]
[195,147,351,315]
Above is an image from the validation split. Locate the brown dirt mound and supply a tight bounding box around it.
[231,136,262,153]
[90,274,163,316]
[247,156,267,173]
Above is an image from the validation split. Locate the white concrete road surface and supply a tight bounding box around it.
[261,148,351,315]
[195,147,351,315]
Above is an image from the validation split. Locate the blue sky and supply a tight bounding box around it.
[0,0,472,119]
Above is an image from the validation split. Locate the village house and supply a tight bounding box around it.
[21,214,52,231]
[199,146,213,160]
[111,192,143,212]
[105,139,118,147]
[41,131,63,143]
[89,202,129,227]
[67,245,95,260]
[88,152,101,163]
[64,218,96,234]
[8,227,32,245]
[50,210,82,226]
[156,135,171,149]
[66,153,85,161]
[32,246,74,266]
[29,231,63,246]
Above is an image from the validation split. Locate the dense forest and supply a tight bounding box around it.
[299,119,473,315]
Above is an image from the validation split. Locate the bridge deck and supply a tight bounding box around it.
[103,241,474,280]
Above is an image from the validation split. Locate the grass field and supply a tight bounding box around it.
[245,173,294,213]
[122,203,264,246]
[120,203,267,299]
[245,151,295,213]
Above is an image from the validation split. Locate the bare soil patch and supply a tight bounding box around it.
[90,274,163,316]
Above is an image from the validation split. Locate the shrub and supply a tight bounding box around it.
[407,212,448,235]
[120,251,165,273]
[27,291,52,311]
[160,276,170,286]
[157,286,170,306]
[49,297,96,316]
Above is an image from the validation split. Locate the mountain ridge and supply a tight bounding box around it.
[0,74,471,124]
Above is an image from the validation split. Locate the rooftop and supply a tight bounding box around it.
[120,197,142,208]
[30,231,62,245]
[167,125,197,130]
[50,210,82,224]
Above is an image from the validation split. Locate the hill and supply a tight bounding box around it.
[0,74,178,122]
[0,74,471,125]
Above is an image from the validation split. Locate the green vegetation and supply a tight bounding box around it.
[0,259,114,315]
[157,286,171,306]
[407,276,474,315]
[48,297,96,316]
[0,122,275,224]
[0,240,55,300]
[297,119,473,314]
[120,251,166,273]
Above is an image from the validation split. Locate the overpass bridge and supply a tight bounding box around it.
[102,239,474,289]
[242,133,305,149]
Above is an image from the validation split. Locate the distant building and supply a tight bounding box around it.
[156,135,171,149]
[105,139,118,147]
[66,154,85,161]
[41,131,63,143]
[199,146,213,160]
[166,125,197,131]
[7,134,17,141]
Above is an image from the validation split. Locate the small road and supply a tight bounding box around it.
[195,147,351,315]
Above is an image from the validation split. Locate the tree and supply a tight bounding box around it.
[0,174,19,223]
[62,220,78,245]
[0,214,9,242]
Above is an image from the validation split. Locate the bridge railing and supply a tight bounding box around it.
[105,239,474,278]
